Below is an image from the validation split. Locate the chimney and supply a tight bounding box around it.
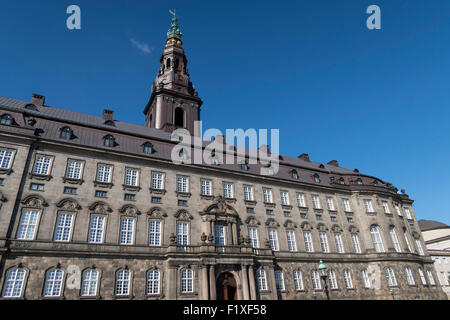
[327,160,339,167]
[102,109,114,121]
[298,153,310,162]
[31,93,45,106]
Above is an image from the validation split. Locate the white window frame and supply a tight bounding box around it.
[293,270,304,291]
[311,270,321,290]
[362,269,371,288]
[33,155,52,175]
[256,269,267,291]
[326,197,335,211]
[382,200,390,214]
[312,195,321,209]
[364,199,374,213]
[389,226,402,253]
[124,168,139,187]
[404,230,413,252]
[385,267,398,287]
[351,234,362,254]
[405,267,415,286]
[66,159,83,180]
[53,212,74,242]
[248,227,259,248]
[43,269,64,297]
[303,231,314,252]
[80,269,99,297]
[334,233,345,253]
[0,148,14,169]
[115,269,131,296]
[177,221,189,246]
[88,215,106,244]
[177,176,189,193]
[280,191,290,206]
[223,183,234,199]
[243,185,254,201]
[415,239,424,256]
[344,270,353,289]
[286,230,297,252]
[296,193,306,207]
[119,217,135,245]
[418,268,427,285]
[148,220,162,246]
[2,268,26,298]
[342,199,351,212]
[151,172,164,190]
[370,226,385,253]
[181,268,194,293]
[214,224,226,245]
[146,269,160,295]
[263,188,272,203]
[16,209,40,240]
[319,232,330,253]
[268,229,279,251]
[328,270,338,289]
[96,164,112,183]
[201,179,212,196]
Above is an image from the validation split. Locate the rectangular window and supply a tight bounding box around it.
[223,183,234,198]
[30,183,44,191]
[419,268,427,285]
[120,218,135,245]
[303,231,314,252]
[300,212,307,219]
[427,270,436,286]
[95,190,107,198]
[362,269,371,288]
[405,268,415,286]
[148,220,162,246]
[326,197,335,211]
[312,195,321,209]
[54,212,74,242]
[88,215,105,243]
[342,199,351,212]
[311,270,321,290]
[178,199,188,207]
[319,232,329,253]
[283,211,291,217]
[415,239,425,256]
[124,168,139,187]
[334,233,345,253]
[395,204,402,216]
[268,229,279,251]
[64,187,77,194]
[404,231,413,252]
[266,209,274,215]
[344,270,353,289]
[33,155,52,175]
[256,269,267,291]
[243,185,254,201]
[151,172,164,190]
[0,178,3,185]
[280,191,290,205]
[404,207,413,220]
[177,222,189,245]
[96,164,112,183]
[347,217,354,223]
[351,234,362,253]
[275,271,285,291]
[382,201,390,214]
[390,227,402,253]
[329,271,338,289]
[263,188,272,203]
[364,199,374,213]
[177,176,189,193]
[293,271,304,291]
[0,149,13,169]
[286,230,297,251]
[248,227,259,248]
[124,193,136,201]
[16,210,40,240]
[315,214,323,220]
[151,197,161,204]
[330,216,337,222]
[296,193,306,207]
[201,179,212,196]
[66,160,83,180]
[214,224,226,245]
[246,207,254,214]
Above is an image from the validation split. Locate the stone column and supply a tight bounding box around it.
[267,266,278,300]
[209,265,217,300]
[232,223,238,245]
[201,265,209,300]
[167,266,177,300]
[248,266,257,300]
[241,264,250,300]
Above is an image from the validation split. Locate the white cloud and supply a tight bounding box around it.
[129,37,152,54]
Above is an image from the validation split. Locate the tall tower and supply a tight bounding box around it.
[143,10,203,135]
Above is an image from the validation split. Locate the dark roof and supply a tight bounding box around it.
[418,220,449,231]
[0,95,408,197]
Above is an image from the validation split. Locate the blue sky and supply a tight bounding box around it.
[1,1,449,224]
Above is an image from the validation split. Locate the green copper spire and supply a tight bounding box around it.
[167,9,182,38]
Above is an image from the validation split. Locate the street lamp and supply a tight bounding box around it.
[389,288,395,300]
[318,260,330,300]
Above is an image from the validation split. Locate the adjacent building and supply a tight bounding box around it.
[0,13,446,300]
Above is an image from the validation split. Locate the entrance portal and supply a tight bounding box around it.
[216,272,237,300]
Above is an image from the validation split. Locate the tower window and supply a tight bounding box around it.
[174,107,184,128]
[166,58,171,69]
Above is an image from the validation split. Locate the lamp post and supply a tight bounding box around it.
[318,260,330,300]
[389,288,395,300]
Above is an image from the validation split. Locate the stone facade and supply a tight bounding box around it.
[0,14,446,300]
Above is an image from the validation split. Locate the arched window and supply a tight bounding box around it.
[179,148,188,161]
[356,178,363,185]
[174,107,184,128]
[104,120,115,126]
[166,58,171,69]
[328,270,338,289]
[43,269,64,297]
[293,270,304,291]
[146,269,160,295]
[404,267,415,286]
[81,269,99,297]
[0,114,14,125]
[103,135,116,147]
[339,177,345,184]
[361,269,371,288]
[180,268,193,293]
[389,226,402,253]
[143,142,154,154]
[385,267,397,287]
[292,169,299,179]
[256,268,267,291]
[115,269,131,296]
[311,270,321,290]
[370,225,385,253]
[60,127,73,140]
[343,270,353,288]
[2,268,26,298]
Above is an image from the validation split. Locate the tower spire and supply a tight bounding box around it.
[143,10,203,136]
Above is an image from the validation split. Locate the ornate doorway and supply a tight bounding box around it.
[217,272,237,300]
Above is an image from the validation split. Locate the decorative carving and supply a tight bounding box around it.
[316,223,328,232]
[147,207,168,219]
[265,218,279,228]
[88,201,112,214]
[300,221,313,231]
[56,198,81,211]
[412,231,421,239]
[201,196,238,217]
[331,224,343,232]
[201,232,207,243]
[283,219,297,229]
[169,233,176,244]
[245,216,260,227]
[348,225,359,234]
[174,209,193,221]
[21,194,48,208]
[0,191,7,202]
[119,204,141,216]
[207,233,214,243]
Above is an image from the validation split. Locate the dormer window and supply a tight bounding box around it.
[313,174,320,183]
[240,160,249,171]
[60,127,73,140]
[0,114,14,125]
[103,135,116,147]
[373,180,379,186]
[339,177,345,185]
[179,148,188,161]
[292,169,299,179]
[25,104,37,111]
[357,178,363,185]
[143,142,154,154]
[104,120,115,126]
[319,164,325,169]
[212,156,220,165]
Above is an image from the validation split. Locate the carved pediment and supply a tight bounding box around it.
[245,216,260,227]
[21,195,48,208]
[88,201,112,214]
[348,225,359,234]
[300,222,313,231]
[316,223,328,232]
[147,207,168,219]
[119,204,141,216]
[56,198,81,211]
[174,209,193,221]
[265,218,279,228]
[201,196,238,217]
[283,219,297,229]
[331,224,343,232]
[412,231,421,239]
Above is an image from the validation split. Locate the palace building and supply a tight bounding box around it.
[0,14,446,300]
